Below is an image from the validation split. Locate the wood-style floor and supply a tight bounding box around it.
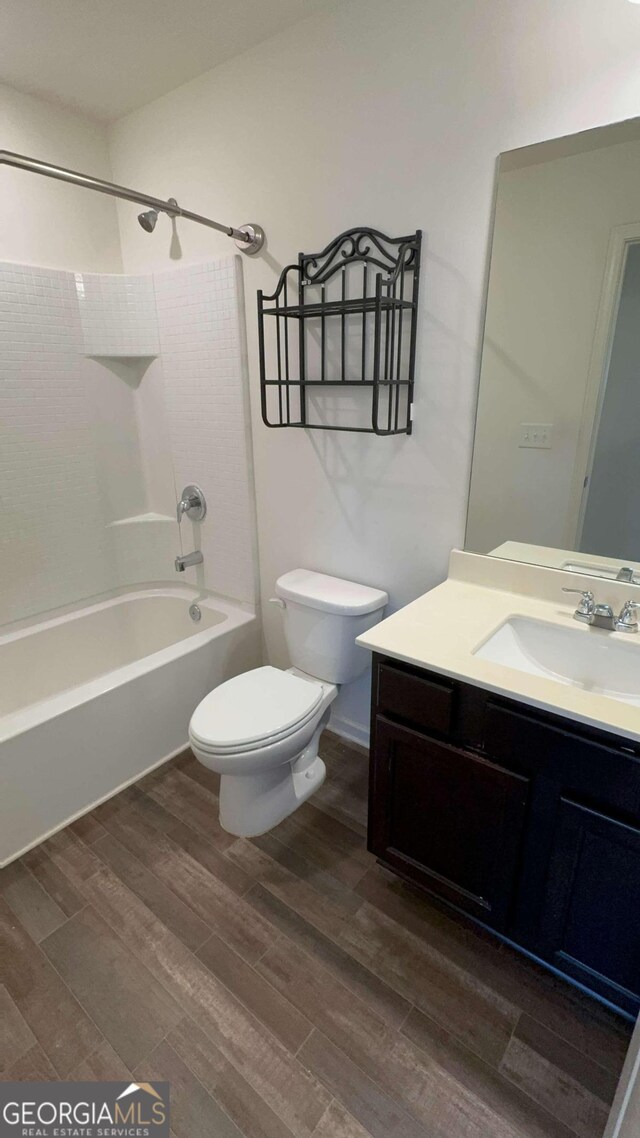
[0,732,633,1138]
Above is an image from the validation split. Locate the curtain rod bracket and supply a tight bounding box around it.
[235,224,265,255]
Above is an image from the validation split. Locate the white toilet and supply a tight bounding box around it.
[188,568,388,836]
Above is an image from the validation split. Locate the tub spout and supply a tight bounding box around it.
[175,550,203,572]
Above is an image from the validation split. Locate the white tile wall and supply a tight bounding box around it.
[154,257,257,605]
[0,263,115,624]
[75,272,160,357]
[0,255,257,627]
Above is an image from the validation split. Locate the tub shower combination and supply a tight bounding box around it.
[0,155,264,865]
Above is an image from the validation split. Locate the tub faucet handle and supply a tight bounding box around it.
[177,484,206,524]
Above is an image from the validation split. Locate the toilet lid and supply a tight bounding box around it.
[189,666,323,749]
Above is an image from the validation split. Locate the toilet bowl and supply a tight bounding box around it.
[189,568,388,836]
[190,665,337,835]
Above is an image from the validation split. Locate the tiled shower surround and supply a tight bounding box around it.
[75,272,160,357]
[155,262,256,606]
[0,257,256,627]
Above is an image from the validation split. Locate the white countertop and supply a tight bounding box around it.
[357,550,640,744]
[490,540,640,582]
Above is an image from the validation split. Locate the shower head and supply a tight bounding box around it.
[138,208,158,233]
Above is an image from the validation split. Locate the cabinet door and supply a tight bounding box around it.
[369,718,530,929]
[540,798,640,1014]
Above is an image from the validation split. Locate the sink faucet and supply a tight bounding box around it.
[616,599,640,633]
[562,588,640,632]
[175,550,203,573]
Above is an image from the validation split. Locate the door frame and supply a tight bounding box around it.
[605,1013,640,1138]
[563,219,640,1134]
[566,221,640,549]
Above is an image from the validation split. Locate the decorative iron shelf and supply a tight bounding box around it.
[257,227,421,435]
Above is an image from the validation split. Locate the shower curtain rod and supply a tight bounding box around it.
[0,148,265,254]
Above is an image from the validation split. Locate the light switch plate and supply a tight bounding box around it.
[519,423,552,449]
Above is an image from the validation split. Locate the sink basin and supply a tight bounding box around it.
[474,616,640,707]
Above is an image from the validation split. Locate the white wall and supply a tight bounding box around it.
[108,0,640,740]
[0,82,121,272]
[467,132,640,556]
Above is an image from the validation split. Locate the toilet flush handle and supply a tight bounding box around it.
[269,597,286,609]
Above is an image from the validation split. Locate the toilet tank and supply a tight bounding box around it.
[275,569,388,684]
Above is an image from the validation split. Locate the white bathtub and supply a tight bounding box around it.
[0,586,260,865]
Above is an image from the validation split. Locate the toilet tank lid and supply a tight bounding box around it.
[275,569,388,615]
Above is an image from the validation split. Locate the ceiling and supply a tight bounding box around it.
[0,0,338,123]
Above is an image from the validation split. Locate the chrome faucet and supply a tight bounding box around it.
[616,599,640,633]
[563,588,640,632]
[175,550,204,573]
[176,484,206,524]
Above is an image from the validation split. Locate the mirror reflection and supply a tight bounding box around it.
[467,118,640,583]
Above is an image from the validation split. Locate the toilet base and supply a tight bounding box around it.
[218,712,329,836]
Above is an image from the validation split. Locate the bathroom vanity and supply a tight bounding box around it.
[359,552,640,1018]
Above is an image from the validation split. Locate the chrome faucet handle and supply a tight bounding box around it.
[615,599,640,633]
[176,484,206,524]
[562,588,594,615]
[177,495,196,522]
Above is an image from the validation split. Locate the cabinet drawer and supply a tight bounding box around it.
[484,700,640,814]
[377,662,454,736]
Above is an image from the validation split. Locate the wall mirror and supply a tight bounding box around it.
[466,117,640,584]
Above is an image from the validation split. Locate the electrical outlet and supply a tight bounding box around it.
[519,423,552,449]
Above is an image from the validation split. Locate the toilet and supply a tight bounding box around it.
[188,568,388,836]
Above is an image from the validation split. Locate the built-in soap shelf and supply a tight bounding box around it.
[84,353,159,361]
[107,512,174,528]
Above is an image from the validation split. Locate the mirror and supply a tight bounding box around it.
[466,117,640,584]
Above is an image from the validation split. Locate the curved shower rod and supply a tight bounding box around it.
[0,148,265,254]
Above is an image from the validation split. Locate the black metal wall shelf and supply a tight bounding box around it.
[257,227,421,435]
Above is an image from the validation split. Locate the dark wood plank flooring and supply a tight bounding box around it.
[0,731,633,1138]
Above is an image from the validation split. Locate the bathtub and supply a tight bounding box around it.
[0,586,260,865]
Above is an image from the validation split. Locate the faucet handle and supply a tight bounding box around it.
[616,599,640,633]
[176,484,206,524]
[562,587,594,615]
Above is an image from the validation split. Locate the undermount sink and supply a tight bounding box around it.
[474,616,640,707]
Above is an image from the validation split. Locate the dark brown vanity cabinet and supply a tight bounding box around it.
[371,719,529,929]
[540,800,640,1009]
[368,654,640,1016]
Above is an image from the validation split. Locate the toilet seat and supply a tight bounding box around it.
[189,665,323,755]
[191,703,322,756]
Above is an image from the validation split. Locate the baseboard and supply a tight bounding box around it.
[328,712,370,751]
